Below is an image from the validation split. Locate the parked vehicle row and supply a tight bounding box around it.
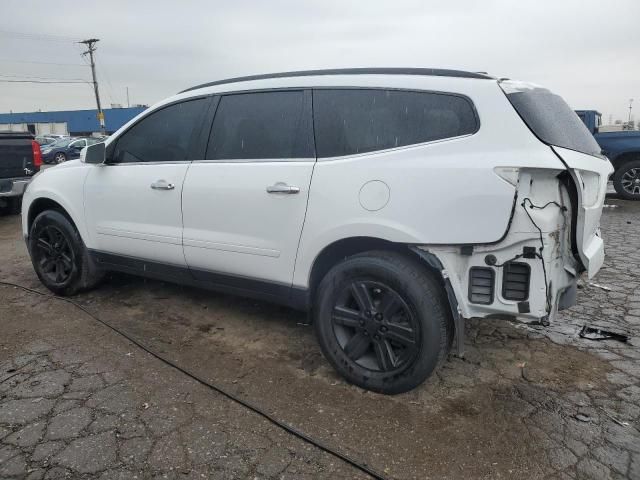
[21,68,612,393]
[40,137,102,164]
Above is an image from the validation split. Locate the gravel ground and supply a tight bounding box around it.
[0,197,638,480]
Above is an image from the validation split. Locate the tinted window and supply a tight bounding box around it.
[113,99,207,163]
[502,85,601,156]
[207,91,313,160]
[313,89,478,158]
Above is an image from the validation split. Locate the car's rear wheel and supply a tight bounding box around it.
[54,152,66,164]
[613,160,640,200]
[314,251,452,394]
[29,210,103,295]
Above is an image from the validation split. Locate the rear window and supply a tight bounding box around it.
[207,91,314,160]
[313,89,478,158]
[501,83,601,156]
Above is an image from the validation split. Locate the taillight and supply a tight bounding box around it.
[31,140,42,170]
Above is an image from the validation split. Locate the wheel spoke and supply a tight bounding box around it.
[41,257,55,273]
[385,321,416,346]
[332,306,361,328]
[351,282,375,312]
[343,332,370,361]
[36,238,53,254]
[60,253,73,271]
[379,290,401,319]
[54,261,64,282]
[373,339,397,370]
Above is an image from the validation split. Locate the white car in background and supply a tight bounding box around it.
[21,68,612,393]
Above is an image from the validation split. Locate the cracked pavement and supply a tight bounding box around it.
[0,196,639,479]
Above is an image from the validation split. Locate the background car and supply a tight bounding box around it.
[35,135,58,146]
[41,137,100,164]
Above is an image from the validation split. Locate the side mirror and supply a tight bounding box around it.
[82,142,106,164]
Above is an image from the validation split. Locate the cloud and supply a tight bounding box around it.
[1,0,638,121]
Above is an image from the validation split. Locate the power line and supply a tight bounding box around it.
[0,73,89,82]
[0,79,89,84]
[0,58,88,67]
[0,30,82,43]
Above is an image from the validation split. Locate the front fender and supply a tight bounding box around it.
[22,162,92,244]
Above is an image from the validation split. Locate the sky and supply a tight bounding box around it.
[0,0,639,123]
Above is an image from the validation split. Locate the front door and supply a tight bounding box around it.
[84,97,210,267]
[182,90,315,292]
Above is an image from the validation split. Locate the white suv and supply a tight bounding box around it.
[22,68,612,394]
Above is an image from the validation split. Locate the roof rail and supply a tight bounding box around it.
[179,68,494,93]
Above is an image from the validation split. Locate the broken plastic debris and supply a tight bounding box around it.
[588,282,612,291]
[579,325,629,343]
[575,413,591,422]
[599,407,629,427]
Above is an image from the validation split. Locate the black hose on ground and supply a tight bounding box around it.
[0,280,388,480]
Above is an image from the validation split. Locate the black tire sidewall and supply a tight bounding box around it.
[29,210,86,295]
[314,253,449,394]
[613,160,640,200]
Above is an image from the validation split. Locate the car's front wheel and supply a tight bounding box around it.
[54,152,67,164]
[314,251,452,394]
[29,210,103,295]
[613,160,640,200]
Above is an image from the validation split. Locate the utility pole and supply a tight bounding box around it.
[79,39,105,135]
[628,98,634,129]
[126,86,130,108]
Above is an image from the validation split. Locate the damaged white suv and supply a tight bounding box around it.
[22,68,612,394]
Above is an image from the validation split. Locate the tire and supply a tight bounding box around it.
[28,210,104,295]
[314,250,453,394]
[54,152,67,164]
[613,160,640,200]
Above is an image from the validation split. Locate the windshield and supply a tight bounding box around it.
[500,81,602,156]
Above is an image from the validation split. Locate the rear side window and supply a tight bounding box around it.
[313,89,478,158]
[207,91,314,160]
[501,84,601,156]
[112,98,207,163]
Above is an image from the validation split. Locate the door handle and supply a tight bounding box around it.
[266,182,300,194]
[151,180,175,190]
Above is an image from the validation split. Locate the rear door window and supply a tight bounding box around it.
[313,89,478,158]
[500,83,602,156]
[206,91,314,160]
[112,98,208,163]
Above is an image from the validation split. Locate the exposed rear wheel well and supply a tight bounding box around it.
[28,198,74,233]
[307,237,446,302]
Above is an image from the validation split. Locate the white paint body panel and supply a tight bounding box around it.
[83,163,189,266]
[182,161,313,284]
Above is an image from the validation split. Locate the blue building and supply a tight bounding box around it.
[0,106,147,136]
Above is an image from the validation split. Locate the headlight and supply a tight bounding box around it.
[42,149,51,154]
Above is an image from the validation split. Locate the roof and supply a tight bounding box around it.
[0,107,147,133]
[180,68,494,93]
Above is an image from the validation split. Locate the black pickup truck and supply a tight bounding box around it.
[0,132,42,214]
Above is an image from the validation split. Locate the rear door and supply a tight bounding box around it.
[181,90,315,291]
[84,97,210,267]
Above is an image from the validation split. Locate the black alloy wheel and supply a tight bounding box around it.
[613,160,640,200]
[332,280,420,373]
[314,251,453,394]
[29,210,104,295]
[33,225,75,285]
